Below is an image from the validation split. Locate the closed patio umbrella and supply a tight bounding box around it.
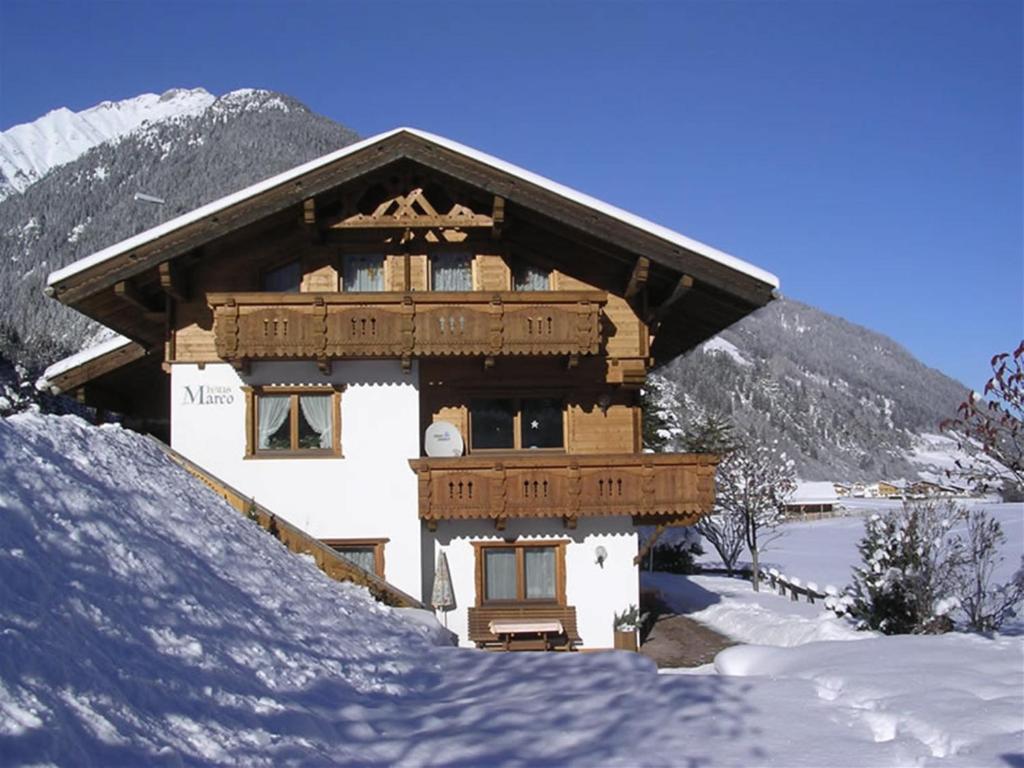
[431,550,455,625]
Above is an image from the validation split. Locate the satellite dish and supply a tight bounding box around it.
[425,421,464,458]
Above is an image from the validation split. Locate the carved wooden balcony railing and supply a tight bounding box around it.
[207,291,606,364]
[408,453,719,529]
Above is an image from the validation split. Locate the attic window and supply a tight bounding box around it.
[342,254,385,292]
[431,252,472,291]
[262,260,301,293]
[513,260,550,292]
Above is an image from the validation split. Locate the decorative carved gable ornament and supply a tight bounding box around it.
[329,182,493,233]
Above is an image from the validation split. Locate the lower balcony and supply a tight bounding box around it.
[407,453,718,529]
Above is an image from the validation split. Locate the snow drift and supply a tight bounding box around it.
[0,413,443,763]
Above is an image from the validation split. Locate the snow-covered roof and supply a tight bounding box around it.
[36,334,133,391]
[47,127,779,290]
[787,481,839,505]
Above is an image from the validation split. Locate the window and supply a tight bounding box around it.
[431,252,472,291]
[261,260,302,292]
[469,397,564,451]
[245,386,342,457]
[342,254,385,292]
[475,541,566,605]
[322,538,387,577]
[512,260,551,291]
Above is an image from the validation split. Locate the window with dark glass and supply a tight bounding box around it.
[342,254,385,292]
[512,260,551,291]
[249,388,341,457]
[478,542,563,604]
[470,398,564,451]
[261,260,302,292]
[470,398,516,450]
[520,398,563,449]
[431,252,472,291]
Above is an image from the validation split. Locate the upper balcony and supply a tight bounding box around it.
[207,291,606,366]
[407,452,719,529]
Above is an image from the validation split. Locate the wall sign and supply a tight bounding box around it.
[181,384,235,406]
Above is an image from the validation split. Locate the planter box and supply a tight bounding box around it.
[613,628,637,652]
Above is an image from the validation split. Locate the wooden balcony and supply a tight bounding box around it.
[408,453,718,528]
[208,291,606,365]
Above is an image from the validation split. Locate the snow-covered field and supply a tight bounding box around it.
[2,413,1022,765]
[765,498,1023,588]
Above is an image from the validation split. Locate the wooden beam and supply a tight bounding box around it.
[114,280,163,316]
[303,197,317,225]
[624,256,650,299]
[648,274,694,323]
[491,195,505,240]
[158,261,189,302]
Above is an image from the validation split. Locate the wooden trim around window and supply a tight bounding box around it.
[243,385,344,458]
[321,538,389,578]
[472,539,568,607]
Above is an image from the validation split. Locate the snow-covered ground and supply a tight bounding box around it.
[2,413,1022,765]
[645,571,1023,764]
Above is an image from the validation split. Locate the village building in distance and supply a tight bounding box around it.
[39,128,780,650]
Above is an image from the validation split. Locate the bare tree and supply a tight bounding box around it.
[948,509,1024,632]
[695,510,746,575]
[941,341,1024,495]
[713,441,796,590]
[683,412,746,574]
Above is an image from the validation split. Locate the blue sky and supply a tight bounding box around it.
[1,0,1020,391]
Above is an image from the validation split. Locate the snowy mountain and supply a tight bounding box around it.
[0,88,216,200]
[658,297,972,483]
[0,88,358,365]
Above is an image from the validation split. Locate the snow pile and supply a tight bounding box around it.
[648,572,1023,763]
[0,413,441,763]
[0,88,215,198]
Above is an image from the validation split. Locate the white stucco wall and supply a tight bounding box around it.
[425,518,639,649]
[170,360,423,598]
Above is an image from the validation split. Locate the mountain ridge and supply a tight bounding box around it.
[0,87,221,199]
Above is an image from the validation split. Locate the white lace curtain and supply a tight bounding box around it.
[484,549,516,600]
[343,254,384,292]
[338,548,375,573]
[514,263,550,291]
[431,253,472,291]
[299,395,333,449]
[524,548,555,599]
[257,395,290,449]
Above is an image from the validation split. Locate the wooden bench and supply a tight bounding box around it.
[468,605,581,651]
